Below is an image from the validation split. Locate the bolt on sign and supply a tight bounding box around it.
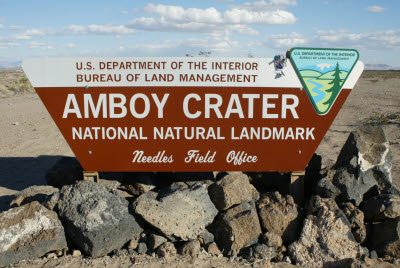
[22,48,364,172]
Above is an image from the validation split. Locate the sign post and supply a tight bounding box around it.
[23,48,364,173]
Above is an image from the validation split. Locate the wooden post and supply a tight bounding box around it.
[290,170,305,205]
[83,171,99,183]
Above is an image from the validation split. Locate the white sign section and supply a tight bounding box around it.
[23,57,364,88]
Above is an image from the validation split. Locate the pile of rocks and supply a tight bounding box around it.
[1,125,399,267]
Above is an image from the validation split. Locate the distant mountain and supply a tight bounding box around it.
[0,61,22,70]
[364,64,400,70]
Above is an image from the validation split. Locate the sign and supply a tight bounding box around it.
[289,48,359,115]
[22,49,364,172]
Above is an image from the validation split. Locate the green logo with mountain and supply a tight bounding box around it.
[289,48,359,115]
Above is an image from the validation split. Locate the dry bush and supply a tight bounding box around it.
[0,71,34,98]
[361,70,400,81]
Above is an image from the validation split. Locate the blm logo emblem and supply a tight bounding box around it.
[290,48,359,115]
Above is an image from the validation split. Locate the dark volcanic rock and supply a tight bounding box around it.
[121,172,156,196]
[134,184,218,241]
[156,242,176,258]
[369,217,400,258]
[178,240,201,257]
[210,201,261,255]
[0,202,67,267]
[289,196,363,267]
[261,232,283,248]
[46,157,83,188]
[208,172,259,211]
[147,233,168,250]
[154,172,215,188]
[362,194,400,222]
[316,125,394,205]
[257,192,301,243]
[252,244,277,261]
[340,202,366,243]
[57,181,142,257]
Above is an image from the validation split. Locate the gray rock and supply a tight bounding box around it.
[178,240,201,257]
[46,252,57,259]
[122,183,156,196]
[154,172,215,188]
[115,249,128,257]
[315,173,341,199]
[43,192,59,210]
[134,185,218,241]
[72,250,82,257]
[0,202,67,267]
[57,181,143,257]
[9,185,58,208]
[46,157,83,188]
[147,234,167,250]
[369,217,400,258]
[206,242,222,255]
[157,182,188,199]
[257,192,301,243]
[198,230,214,245]
[362,247,369,258]
[289,196,363,267]
[252,244,276,261]
[127,235,140,250]
[283,256,291,263]
[370,250,378,259]
[98,179,121,190]
[316,126,394,206]
[274,245,287,262]
[208,172,259,211]
[340,202,366,243]
[137,243,147,254]
[362,194,400,222]
[156,242,176,258]
[210,201,262,255]
[261,232,282,248]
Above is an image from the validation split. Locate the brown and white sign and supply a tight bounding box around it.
[22,55,364,171]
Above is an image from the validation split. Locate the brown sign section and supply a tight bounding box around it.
[34,86,350,171]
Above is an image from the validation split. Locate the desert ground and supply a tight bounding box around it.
[0,70,399,267]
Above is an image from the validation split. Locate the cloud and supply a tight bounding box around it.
[315,29,400,50]
[128,2,296,35]
[121,10,128,14]
[365,6,386,13]
[0,42,21,49]
[65,43,76,48]
[0,24,3,29]
[0,18,5,23]
[29,41,55,50]
[61,24,135,35]
[264,32,308,48]
[8,24,135,40]
[232,0,297,11]
[9,25,27,30]
[14,29,49,40]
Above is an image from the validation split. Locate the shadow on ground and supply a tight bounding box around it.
[0,155,63,212]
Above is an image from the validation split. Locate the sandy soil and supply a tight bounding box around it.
[0,71,399,267]
[10,253,298,268]
[8,252,398,268]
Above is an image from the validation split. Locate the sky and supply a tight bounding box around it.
[0,0,399,67]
